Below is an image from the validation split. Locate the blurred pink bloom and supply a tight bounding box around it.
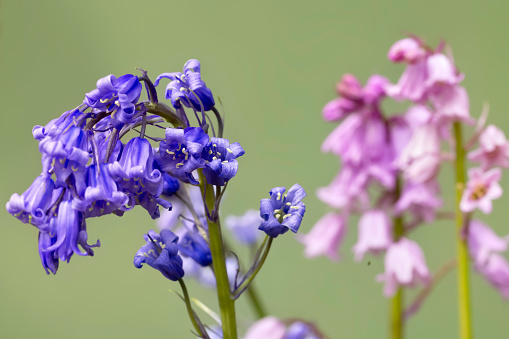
[387,37,428,63]
[476,254,509,298]
[425,54,464,90]
[323,74,388,121]
[460,168,502,214]
[396,121,441,183]
[468,125,509,170]
[300,213,347,261]
[244,316,286,339]
[468,220,508,266]
[377,238,430,297]
[353,210,392,261]
[430,85,474,125]
[395,180,442,223]
[386,58,428,102]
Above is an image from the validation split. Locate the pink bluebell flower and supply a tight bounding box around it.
[460,168,502,214]
[377,238,430,297]
[475,254,509,298]
[395,181,442,223]
[299,212,347,261]
[244,317,286,339]
[468,125,509,170]
[353,210,392,261]
[468,220,508,266]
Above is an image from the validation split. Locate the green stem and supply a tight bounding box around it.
[246,284,267,319]
[178,279,204,338]
[200,172,237,339]
[391,177,404,339]
[453,122,473,339]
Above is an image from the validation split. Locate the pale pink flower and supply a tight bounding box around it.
[476,254,509,298]
[425,54,464,90]
[353,210,392,261]
[244,317,286,339]
[377,238,430,297]
[396,121,441,183]
[300,213,347,261]
[395,180,442,223]
[386,58,428,102]
[468,125,509,170]
[460,168,502,214]
[430,85,474,125]
[387,37,428,63]
[468,220,508,266]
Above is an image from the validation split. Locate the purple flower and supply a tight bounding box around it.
[299,213,346,261]
[244,317,286,339]
[225,209,263,246]
[396,120,441,183]
[425,54,464,90]
[42,200,100,263]
[33,109,85,141]
[73,164,129,218]
[178,230,212,266]
[38,231,59,275]
[430,85,474,125]
[162,173,180,196]
[476,254,509,298]
[377,238,430,297]
[134,229,184,281]
[154,59,215,111]
[84,74,142,128]
[353,210,393,261]
[110,137,164,196]
[156,127,209,184]
[6,175,55,227]
[202,137,245,186]
[386,57,428,102]
[259,184,306,238]
[460,167,502,214]
[395,180,442,223]
[468,220,508,266]
[285,322,320,339]
[468,125,509,170]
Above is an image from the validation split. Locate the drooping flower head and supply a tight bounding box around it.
[468,125,509,170]
[202,137,245,186]
[259,184,306,238]
[299,212,346,261]
[134,229,184,281]
[156,127,209,184]
[178,230,212,266]
[353,210,392,261]
[154,59,215,112]
[377,238,430,297]
[468,220,508,266]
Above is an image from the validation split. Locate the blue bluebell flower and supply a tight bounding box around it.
[225,209,262,246]
[6,175,55,227]
[284,322,320,339]
[84,74,142,128]
[38,231,60,275]
[178,230,212,266]
[33,109,85,141]
[43,199,100,263]
[202,138,245,186]
[134,229,184,281]
[110,137,164,196]
[162,173,180,196]
[259,184,307,238]
[156,127,209,184]
[154,59,215,111]
[73,164,129,218]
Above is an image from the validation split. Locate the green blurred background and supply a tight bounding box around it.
[1,0,508,338]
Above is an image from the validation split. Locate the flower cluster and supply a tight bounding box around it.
[304,35,509,301]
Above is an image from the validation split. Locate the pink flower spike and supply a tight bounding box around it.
[300,213,347,261]
[244,317,286,339]
[353,210,392,261]
[431,85,475,125]
[468,125,509,170]
[376,238,430,297]
[388,38,427,63]
[460,168,503,214]
[468,220,508,266]
[475,254,509,298]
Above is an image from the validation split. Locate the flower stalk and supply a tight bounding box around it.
[391,177,405,339]
[454,121,473,339]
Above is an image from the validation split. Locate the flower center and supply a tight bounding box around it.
[470,182,488,201]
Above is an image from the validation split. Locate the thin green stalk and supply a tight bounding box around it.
[453,122,473,339]
[178,279,205,338]
[391,177,404,339]
[200,172,237,339]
